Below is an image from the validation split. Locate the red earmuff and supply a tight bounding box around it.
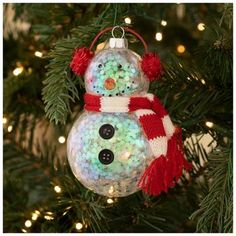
[70,27,163,81]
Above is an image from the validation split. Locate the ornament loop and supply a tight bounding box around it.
[111,26,125,38]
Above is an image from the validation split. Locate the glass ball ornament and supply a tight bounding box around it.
[67,36,154,197]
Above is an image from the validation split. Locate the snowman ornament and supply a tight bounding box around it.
[67,26,192,197]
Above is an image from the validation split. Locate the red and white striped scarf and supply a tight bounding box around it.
[84,93,192,196]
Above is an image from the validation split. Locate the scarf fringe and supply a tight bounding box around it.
[138,127,192,196]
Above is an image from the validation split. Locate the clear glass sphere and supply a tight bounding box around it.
[84,48,149,97]
[67,112,154,197]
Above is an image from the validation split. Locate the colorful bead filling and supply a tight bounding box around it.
[67,112,153,197]
[85,49,148,96]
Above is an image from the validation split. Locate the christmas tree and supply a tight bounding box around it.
[3,3,232,233]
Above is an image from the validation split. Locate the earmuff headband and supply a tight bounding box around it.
[70,26,162,81]
[89,26,148,53]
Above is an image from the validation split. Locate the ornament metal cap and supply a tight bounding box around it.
[109,38,128,48]
[109,26,128,49]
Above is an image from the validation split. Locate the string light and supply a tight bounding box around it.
[34,210,40,215]
[44,212,54,220]
[119,151,131,161]
[124,17,131,24]
[201,79,206,84]
[187,77,191,81]
[197,23,205,31]
[107,198,114,204]
[161,20,167,26]
[46,211,53,215]
[58,136,66,144]
[205,121,214,128]
[31,213,39,221]
[155,32,163,41]
[54,185,62,193]
[75,222,83,230]
[24,220,32,228]
[44,215,54,220]
[13,66,24,76]
[34,51,43,57]
[7,125,13,133]
[28,67,33,74]
[177,44,186,54]
[3,117,8,124]
[21,229,27,233]
[108,186,114,194]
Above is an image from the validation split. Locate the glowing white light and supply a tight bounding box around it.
[161,20,167,26]
[44,215,54,220]
[7,125,13,133]
[205,121,214,128]
[24,220,32,228]
[155,32,163,41]
[187,77,191,81]
[120,151,131,161]
[54,185,62,193]
[58,136,66,144]
[34,51,43,57]
[108,186,114,194]
[3,117,7,124]
[31,213,38,221]
[21,229,27,233]
[46,211,53,215]
[124,17,131,24]
[34,210,40,215]
[201,79,206,84]
[197,23,205,31]
[75,222,83,230]
[107,198,114,204]
[13,67,24,76]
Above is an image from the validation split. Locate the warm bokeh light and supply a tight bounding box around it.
[7,125,13,133]
[54,185,62,193]
[13,67,24,76]
[34,51,43,57]
[197,23,205,31]
[3,117,8,124]
[107,198,114,204]
[31,213,39,221]
[201,79,206,84]
[124,17,131,24]
[24,220,32,228]
[58,136,66,144]
[75,222,83,230]
[177,44,186,53]
[161,20,167,26]
[155,32,163,41]
[205,121,214,128]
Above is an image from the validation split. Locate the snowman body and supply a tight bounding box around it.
[67,45,156,197]
[67,112,153,197]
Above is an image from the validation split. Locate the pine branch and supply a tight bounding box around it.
[190,144,233,232]
[42,4,127,124]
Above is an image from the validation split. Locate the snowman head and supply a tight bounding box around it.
[70,26,163,96]
[85,48,149,96]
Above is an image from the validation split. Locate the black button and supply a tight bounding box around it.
[98,149,114,165]
[99,124,115,139]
